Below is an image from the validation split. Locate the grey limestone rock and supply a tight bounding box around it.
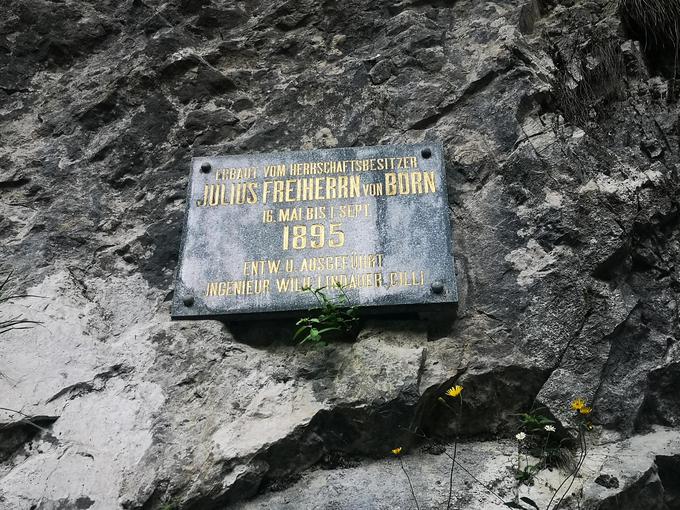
[1,0,680,509]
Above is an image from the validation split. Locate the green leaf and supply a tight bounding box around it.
[317,327,341,336]
[293,326,309,340]
[520,497,539,510]
[514,467,534,481]
[310,328,320,339]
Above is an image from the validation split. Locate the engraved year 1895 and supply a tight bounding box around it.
[281,223,345,250]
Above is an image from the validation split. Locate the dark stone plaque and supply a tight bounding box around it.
[172,142,457,319]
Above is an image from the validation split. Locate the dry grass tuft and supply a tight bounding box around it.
[0,272,40,337]
[618,0,680,50]
[550,39,627,128]
[619,0,679,98]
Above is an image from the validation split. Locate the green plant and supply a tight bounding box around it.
[518,411,555,432]
[392,395,594,510]
[294,283,358,345]
[517,410,572,471]
[515,463,541,484]
[542,441,575,471]
[543,400,594,510]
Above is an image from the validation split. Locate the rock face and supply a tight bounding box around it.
[1,0,679,509]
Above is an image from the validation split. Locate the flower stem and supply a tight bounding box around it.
[552,425,587,510]
[547,424,587,510]
[446,395,463,510]
[516,438,522,502]
[542,432,550,469]
[443,452,506,505]
[446,441,457,510]
[400,457,420,510]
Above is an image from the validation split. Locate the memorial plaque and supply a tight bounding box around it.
[172,142,457,320]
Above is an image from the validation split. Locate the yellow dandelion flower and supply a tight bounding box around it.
[391,447,402,455]
[446,385,464,398]
[571,399,586,411]
[579,406,593,415]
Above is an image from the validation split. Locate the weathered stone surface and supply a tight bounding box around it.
[233,427,680,510]
[1,0,680,509]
